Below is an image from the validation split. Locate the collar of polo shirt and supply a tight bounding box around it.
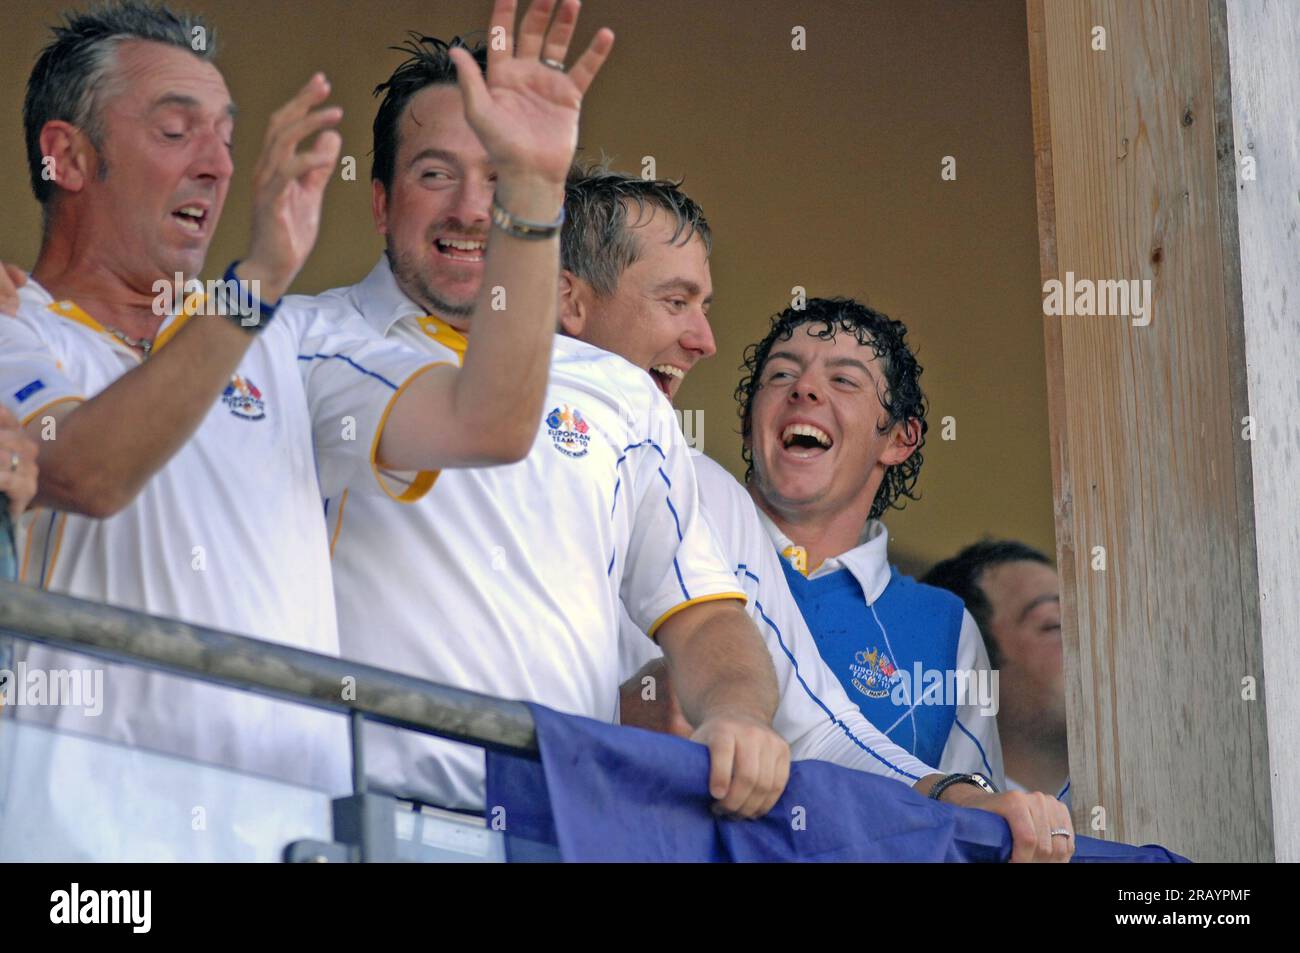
[354,257,467,363]
[756,507,893,604]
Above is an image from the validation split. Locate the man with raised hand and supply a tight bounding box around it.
[560,168,1072,862]
[0,0,601,855]
[308,22,789,820]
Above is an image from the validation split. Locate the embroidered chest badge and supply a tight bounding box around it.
[546,403,590,458]
[222,374,266,421]
[850,646,900,699]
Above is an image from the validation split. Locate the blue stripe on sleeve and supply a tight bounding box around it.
[672,557,689,602]
[953,717,995,778]
[662,485,685,541]
[613,440,690,602]
[297,353,398,390]
[614,438,665,467]
[738,563,922,783]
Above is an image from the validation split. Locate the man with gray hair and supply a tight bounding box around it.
[0,0,610,858]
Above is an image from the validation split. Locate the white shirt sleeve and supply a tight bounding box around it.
[293,305,445,502]
[617,396,746,637]
[690,455,936,785]
[937,610,1006,788]
[0,313,86,425]
[618,601,664,683]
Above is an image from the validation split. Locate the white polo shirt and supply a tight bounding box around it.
[312,258,746,811]
[619,453,937,784]
[757,513,1005,788]
[0,278,439,795]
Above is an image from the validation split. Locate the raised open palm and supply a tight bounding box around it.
[450,0,614,185]
[245,73,343,301]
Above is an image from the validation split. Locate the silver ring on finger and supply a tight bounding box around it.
[1050,828,1071,837]
[8,451,18,473]
[541,57,566,72]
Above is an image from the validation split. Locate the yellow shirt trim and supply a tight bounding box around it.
[782,544,809,576]
[369,362,449,503]
[329,489,349,559]
[20,395,84,430]
[416,316,468,362]
[647,591,749,639]
[41,513,69,590]
[46,292,204,356]
[151,291,205,352]
[47,299,110,336]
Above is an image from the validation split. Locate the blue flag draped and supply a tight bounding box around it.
[486,704,1189,863]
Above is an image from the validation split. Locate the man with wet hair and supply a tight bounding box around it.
[560,168,1073,861]
[301,28,791,820]
[733,299,1005,787]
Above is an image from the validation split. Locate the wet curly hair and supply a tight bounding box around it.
[735,297,927,521]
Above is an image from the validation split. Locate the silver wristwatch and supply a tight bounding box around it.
[489,198,565,241]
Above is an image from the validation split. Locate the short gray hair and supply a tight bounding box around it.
[561,163,712,297]
[24,1,215,205]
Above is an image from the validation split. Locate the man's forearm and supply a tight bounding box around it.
[32,315,255,517]
[656,601,792,817]
[449,174,566,453]
[660,602,780,727]
[375,1,616,470]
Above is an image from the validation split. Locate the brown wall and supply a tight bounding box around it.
[0,0,1053,573]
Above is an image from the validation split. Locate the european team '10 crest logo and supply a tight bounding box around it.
[546,403,590,458]
[850,646,900,699]
[222,374,266,421]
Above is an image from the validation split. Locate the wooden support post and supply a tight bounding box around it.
[1027,0,1297,861]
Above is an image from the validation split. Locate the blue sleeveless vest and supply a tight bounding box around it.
[781,560,965,768]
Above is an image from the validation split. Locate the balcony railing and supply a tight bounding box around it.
[0,578,538,862]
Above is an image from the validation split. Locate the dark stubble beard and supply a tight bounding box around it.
[385,245,476,320]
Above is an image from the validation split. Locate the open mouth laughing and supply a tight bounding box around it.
[779,420,834,459]
[435,237,487,263]
[171,202,210,236]
[649,363,685,397]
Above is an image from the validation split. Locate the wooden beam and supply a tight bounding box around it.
[1219,0,1300,862]
[1026,0,1281,861]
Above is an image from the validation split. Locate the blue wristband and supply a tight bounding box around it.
[221,260,279,333]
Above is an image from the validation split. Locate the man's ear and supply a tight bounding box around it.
[39,121,91,196]
[879,418,922,467]
[371,178,389,236]
[558,270,587,337]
